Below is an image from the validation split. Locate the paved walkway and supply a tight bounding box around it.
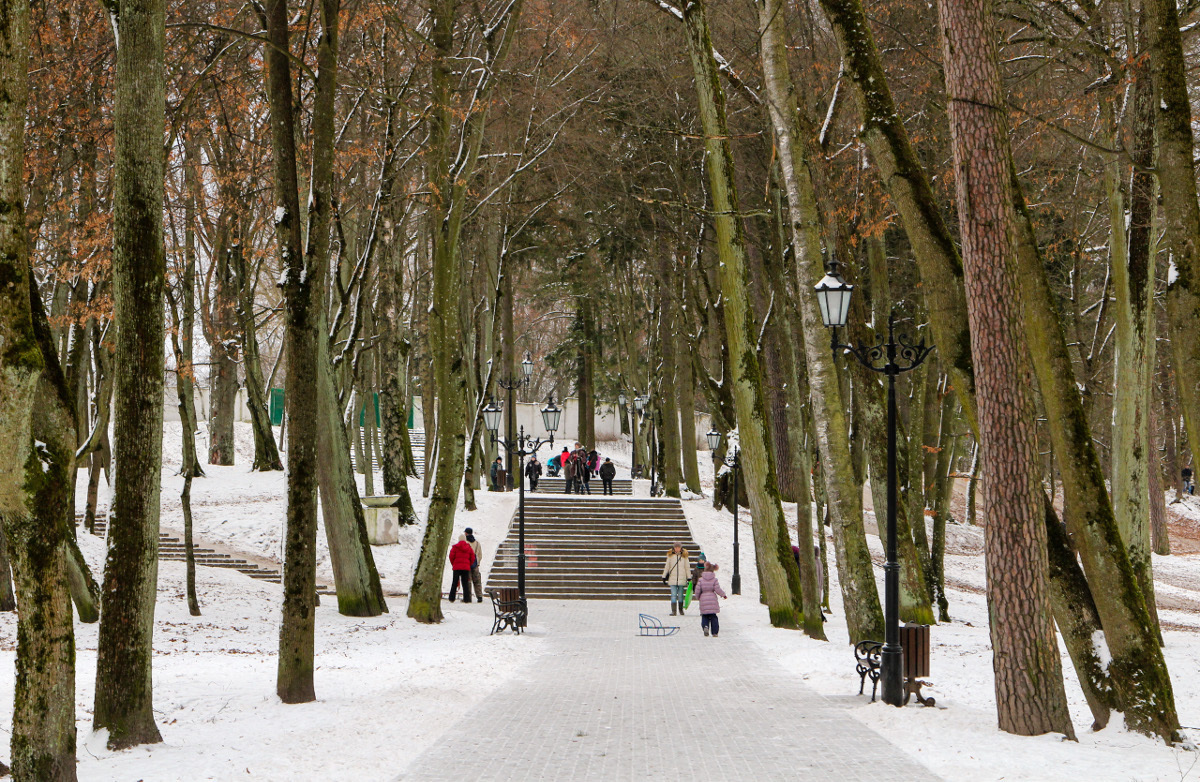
[399,601,938,781]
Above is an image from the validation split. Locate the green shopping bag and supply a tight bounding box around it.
[683,579,694,610]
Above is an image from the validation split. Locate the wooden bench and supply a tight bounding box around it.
[485,587,527,636]
[854,625,935,706]
[639,613,680,637]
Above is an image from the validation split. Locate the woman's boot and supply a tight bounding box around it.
[670,601,677,616]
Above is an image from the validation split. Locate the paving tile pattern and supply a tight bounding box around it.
[400,601,939,781]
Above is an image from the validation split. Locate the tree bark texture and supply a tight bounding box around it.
[0,5,78,773]
[94,0,166,749]
[680,0,806,629]
[753,0,881,640]
[1145,0,1200,485]
[207,242,238,466]
[265,0,321,704]
[656,255,684,498]
[938,0,1074,737]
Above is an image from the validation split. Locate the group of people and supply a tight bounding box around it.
[546,443,618,495]
[447,527,484,603]
[661,544,727,637]
[491,443,619,495]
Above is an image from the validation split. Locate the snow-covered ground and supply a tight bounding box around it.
[0,422,1195,779]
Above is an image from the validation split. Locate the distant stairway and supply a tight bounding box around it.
[533,476,633,495]
[79,516,335,595]
[485,495,700,600]
[351,428,426,476]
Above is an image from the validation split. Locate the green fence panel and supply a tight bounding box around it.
[269,387,285,426]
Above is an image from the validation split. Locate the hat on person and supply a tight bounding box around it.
[458,534,466,542]
[464,527,473,535]
[604,457,611,462]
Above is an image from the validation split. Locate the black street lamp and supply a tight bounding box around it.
[815,261,934,707]
[706,429,742,595]
[483,393,561,622]
[495,352,535,490]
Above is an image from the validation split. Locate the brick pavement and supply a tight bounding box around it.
[399,600,939,781]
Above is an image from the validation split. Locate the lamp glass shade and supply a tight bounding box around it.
[521,355,534,379]
[814,271,853,328]
[618,392,627,406]
[705,429,722,451]
[482,401,503,433]
[541,401,562,433]
[633,395,645,412]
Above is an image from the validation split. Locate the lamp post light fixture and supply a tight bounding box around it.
[496,352,534,490]
[483,393,561,623]
[815,261,934,707]
[705,429,742,595]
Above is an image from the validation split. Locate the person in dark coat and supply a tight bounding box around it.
[575,447,591,494]
[489,457,504,492]
[448,534,476,602]
[525,455,542,491]
[465,528,484,603]
[563,452,577,494]
[599,457,616,495]
[1185,465,1195,495]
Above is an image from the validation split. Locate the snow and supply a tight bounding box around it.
[1169,260,1180,287]
[0,421,1195,778]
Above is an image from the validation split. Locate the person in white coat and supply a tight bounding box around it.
[661,542,691,616]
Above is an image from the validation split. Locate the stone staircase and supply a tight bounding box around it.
[485,495,700,599]
[79,516,335,595]
[533,476,633,495]
[352,429,426,476]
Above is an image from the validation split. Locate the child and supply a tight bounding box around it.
[694,562,728,637]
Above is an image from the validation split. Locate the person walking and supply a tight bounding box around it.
[599,457,616,495]
[577,448,592,495]
[525,455,542,491]
[1184,465,1195,496]
[564,452,577,494]
[489,456,504,492]
[661,542,691,616]
[448,534,476,603]
[465,527,484,603]
[695,562,728,637]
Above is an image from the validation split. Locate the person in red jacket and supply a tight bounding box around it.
[448,534,477,602]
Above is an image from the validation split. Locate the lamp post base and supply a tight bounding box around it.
[881,644,904,706]
[730,573,741,595]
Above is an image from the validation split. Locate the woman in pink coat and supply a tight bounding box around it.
[694,562,728,637]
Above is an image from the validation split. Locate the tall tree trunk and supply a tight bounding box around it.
[938,0,1074,736]
[676,312,702,494]
[296,0,386,620]
[94,0,166,749]
[0,4,78,773]
[177,134,204,479]
[656,256,683,498]
[679,0,805,629]
[207,241,238,466]
[408,0,524,623]
[753,0,881,639]
[1114,67,1160,632]
[1145,0,1200,481]
[231,242,283,471]
[264,0,321,705]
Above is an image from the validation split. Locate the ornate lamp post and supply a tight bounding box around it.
[632,393,647,479]
[706,429,741,595]
[815,261,934,707]
[483,394,561,620]
[495,353,534,489]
